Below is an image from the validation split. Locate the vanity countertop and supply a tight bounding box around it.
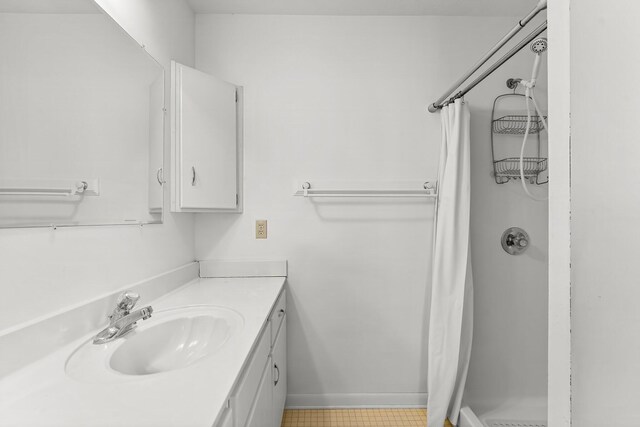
[0,276,286,427]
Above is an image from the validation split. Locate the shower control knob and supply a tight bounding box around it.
[501,227,530,255]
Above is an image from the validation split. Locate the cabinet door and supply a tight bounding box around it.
[173,62,237,210]
[233,322,271,427]
[272,319,287,427]
[245,356,273,427]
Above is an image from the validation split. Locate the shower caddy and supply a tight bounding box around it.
[491,88,548,185]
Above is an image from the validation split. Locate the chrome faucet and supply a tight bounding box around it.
[93,291,153,345]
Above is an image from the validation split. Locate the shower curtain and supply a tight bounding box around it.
[427,99,474,427]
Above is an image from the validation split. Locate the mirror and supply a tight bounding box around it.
[0,0,164,228]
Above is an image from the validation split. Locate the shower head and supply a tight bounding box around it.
[530,38,548,54]
[529,37,547,84]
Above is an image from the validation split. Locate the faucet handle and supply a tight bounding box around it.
[115,291,139,311]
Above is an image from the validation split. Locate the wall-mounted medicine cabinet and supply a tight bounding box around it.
[170,61,243,213]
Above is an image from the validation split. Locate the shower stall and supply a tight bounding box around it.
[427,1,550,426]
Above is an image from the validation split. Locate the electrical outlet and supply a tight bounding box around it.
[256,220,267,239]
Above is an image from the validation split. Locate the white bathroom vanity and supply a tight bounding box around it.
[0,262,287,427]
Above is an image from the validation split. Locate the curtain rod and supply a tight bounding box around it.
[445,21,547,106]
[427,0,547,113]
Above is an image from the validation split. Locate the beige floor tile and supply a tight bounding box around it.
[281,409,452,427]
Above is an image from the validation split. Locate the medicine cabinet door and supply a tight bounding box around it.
[171,62,239,212]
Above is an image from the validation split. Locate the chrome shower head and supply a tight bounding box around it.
[528,37,547,84]
[530,37,548,54]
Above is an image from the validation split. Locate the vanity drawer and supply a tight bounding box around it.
[233,321,271,427]
[270,291,286,346]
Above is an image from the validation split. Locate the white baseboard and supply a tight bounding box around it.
[286,393,427,409]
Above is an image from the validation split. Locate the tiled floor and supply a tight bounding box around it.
[281,408,453,427]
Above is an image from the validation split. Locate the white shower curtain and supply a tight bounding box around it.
[426,99,474,427]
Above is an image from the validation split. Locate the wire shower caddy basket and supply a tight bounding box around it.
[493,114,547,135]
[491,93,548,185]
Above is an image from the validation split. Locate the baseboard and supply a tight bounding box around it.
[286,393,428,409]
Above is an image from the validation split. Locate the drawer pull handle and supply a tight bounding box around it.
[278,309,285,318]
[274,364,280,386]
[156,167,163,185]
[191,166,196,186]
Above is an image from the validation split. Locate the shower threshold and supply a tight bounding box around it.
[459,397,547,427]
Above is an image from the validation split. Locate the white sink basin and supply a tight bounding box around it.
[65,306,243,382]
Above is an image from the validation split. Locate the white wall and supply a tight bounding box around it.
[570,2,640,426]
[0,0,196,331]
[547,0,571,425]
[194,14,548,407]
[465,51,549,413]
[0,13,161,226]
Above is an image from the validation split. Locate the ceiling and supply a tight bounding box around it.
[186,0,537,17]
[0,0,100,14]
[0,0,536,17]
